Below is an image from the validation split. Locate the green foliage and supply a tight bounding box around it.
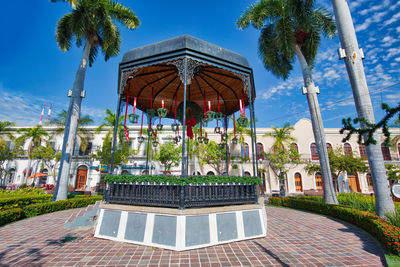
[154,142,182,171]
[386,164,400,180]
[385,211,400,228]
[305,149,369,178]
[91,134,136,169]
[0,139,14,173]
[269,197,400,255]
[0,187,46,198]
[0,196,102,227]
[0,195,53,211]
[341,103,400,146]
[197,140,227,175]
[237,0,336,79]
[55,0,140,66]
[16,125,49,154]
[104,174,262,186]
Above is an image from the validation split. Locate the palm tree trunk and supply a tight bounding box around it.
[294,45,338,204]
[330,0,395,216]
[53,41,91,201]
[24,158,32,184]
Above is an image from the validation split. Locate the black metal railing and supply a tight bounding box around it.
[106,182,258,209]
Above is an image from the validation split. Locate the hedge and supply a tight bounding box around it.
[0,195,103,227]
[104,174,262,185]
[0,195,53,211]
[269,197,400,255]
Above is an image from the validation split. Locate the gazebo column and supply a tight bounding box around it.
[181,58,188,177]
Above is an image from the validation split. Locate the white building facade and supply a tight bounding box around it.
[3,118,400,195]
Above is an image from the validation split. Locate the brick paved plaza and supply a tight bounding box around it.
[0,206,386,266]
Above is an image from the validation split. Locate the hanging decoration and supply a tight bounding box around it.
[214,95,222,133]
[138,110,144,143]
[171,94,179,132]
[237,95,249,127]
[232,113,238,145]
[203,132,209,144]
[157,99,167,130]
[152,130,159,147]
[185,117,196,139]
[123,95,130,143]
[147,88,156,119]
[198,121,204,143]
[129,97,139,124]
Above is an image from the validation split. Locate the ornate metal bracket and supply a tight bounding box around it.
[233,73,250,97]
[168,58,203,85]
[119,67,139,94]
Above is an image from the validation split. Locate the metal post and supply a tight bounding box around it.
[181,58,188,177]
[247,77,256,177]
[145,122,150,175]
[187,138,190,176]
[331,0,395,216]
[110,94,122,174]
[106,94,122,202]
[224,117,229,176]
[251,100,259,176]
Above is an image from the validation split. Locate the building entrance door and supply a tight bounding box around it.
[75,166,88,190]
[347,173,361,192]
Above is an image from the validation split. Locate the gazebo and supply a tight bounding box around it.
[110,35,258,177]
[95,36,266,251]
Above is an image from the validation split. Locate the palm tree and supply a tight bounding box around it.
[0,121,16,141]
[53,0,140,201]
[330,0,395,216]
[52,110,93,153]
[16,125,49,183]
[264,124,298,195]
[237,0,338,204]
[95,109,124,141]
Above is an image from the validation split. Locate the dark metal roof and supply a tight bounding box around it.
[121,35,250,68]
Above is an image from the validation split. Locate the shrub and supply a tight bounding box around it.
[385,212,400,228]
[0,187,46,198]
[269,197,400,255]
[0,195,52,211]
[0,195,103,227]
[104,174,262,185]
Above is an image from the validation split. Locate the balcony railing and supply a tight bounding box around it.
[106,182,258,209]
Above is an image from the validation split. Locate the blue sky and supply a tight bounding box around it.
[0,0,399,128]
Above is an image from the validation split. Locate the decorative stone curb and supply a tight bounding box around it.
[94,205,266,251]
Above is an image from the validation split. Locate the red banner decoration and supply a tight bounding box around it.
[124,95,130,143]
[185,117,196,139]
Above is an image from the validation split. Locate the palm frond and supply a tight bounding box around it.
[56,13,74,51]
[107,1,140,29]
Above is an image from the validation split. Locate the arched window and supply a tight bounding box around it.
[311,143,319,160]
[121,170,129,175]
[244,171,251,177]
[315,172,323,190]
[256,143,264,160]
[326,143,332,152]
[291,143,299,153]
[398,143,400,158]
[344,143,352,156]
[243,143,249,159]
[206,171,215,176]
[6,168,15,185]
[366,173,373,191]
[381,144,392,161]
[359,145,367,160]
[294,173,303,192]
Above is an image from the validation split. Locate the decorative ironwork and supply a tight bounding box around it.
[147,128,154,136]
[107,183,258,209]
[137,136,144,143]
[206,111,216,121]
[232,137,238,145]
[129,114,139,124]
[119,68,139,94]
[157,108,168,118]
[203,137,209,144]
[156,124,163,131]
[215,112,223,121]
[237,116,249,127]
[198,136,204,143]
[171,123,179,132]
[152,140,159,147]
[146,109,156,118]
[168,58,204,85]
[221,133,228,142]
[233,72,250,96]
[214,127,220,134]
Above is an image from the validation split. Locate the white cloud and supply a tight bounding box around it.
[355,18,373,32]
[323,68,340,81]
[0,83,105,126]
[383,47,400,60]
[261,75,303,100]
[384,11,400,26]
[381,36,397,47]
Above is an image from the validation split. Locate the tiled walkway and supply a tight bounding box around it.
[0,206,386,266]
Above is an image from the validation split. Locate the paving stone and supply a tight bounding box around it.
[0,206,387,266]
